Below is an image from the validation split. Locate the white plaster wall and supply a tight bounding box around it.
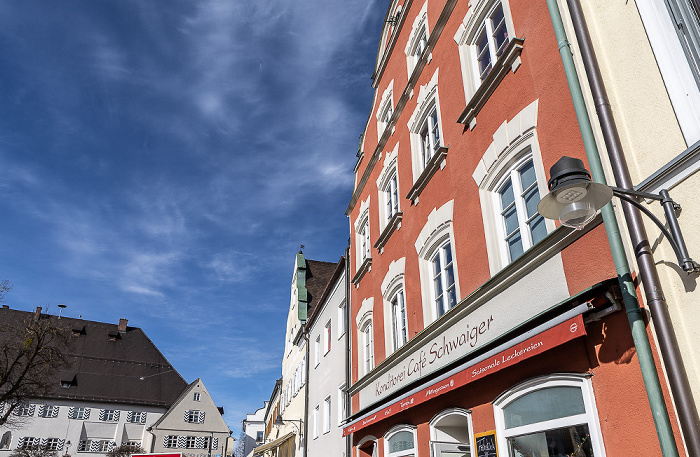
[0,400,165,457]
[306,270,348,457]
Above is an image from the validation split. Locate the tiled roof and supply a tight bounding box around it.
[0,307,187,407]
[305,257,345,326]
[304,259,339,319]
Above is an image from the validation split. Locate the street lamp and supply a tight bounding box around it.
[538,156,700,272]
[274,415,303,449]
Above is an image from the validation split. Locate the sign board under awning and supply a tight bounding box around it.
[252,433,295,456]
[343,314,586,437]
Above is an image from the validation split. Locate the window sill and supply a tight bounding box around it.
[406,147,448,204]
[351,258,372,287]
[457,37,525,129]
[374,212,403,253]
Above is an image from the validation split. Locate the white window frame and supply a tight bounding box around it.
[384,425,418,457]
[73,407,89,420]
[356,298,375,377]
[429,408,475,457]
[44,439,61,451]
[338,300,347,339]
[473,101,554,274]
[0,431,11,450]
[185,410,202,423]
[324,320,332,355]
[454,0,516,103]
[381,257,408,356]
[193,392,201,401]
[313,405,320,440]
[101,409,117,422]
[301,356,307,386]
[338,383,347,426]
[164,436,177,449]
[493,374,606,456]
[390,288,408,351]
[315,335,321,367]
[376,144,401,235]
[377,81,395,135]
[637,0,700,143]
[415,200,461,325]
[361,320,374,376]
[323,396,331,434]
[354,196,372,271]
[14,404,33,417]
[405,1,430,76]
[408,69,444,183]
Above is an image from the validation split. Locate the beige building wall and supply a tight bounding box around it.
[559,0,700,413]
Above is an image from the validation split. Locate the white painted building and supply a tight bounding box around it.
[241,403,266,457]
[304,258,348,457]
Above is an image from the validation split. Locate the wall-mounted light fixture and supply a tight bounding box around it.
[538,156,699,272]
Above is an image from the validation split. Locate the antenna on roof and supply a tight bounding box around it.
[57,304,67,318]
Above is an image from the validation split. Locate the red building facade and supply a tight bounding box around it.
[344,0,684,456]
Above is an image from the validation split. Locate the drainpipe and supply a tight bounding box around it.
[564,1,700,454]
[545,1,680,455]
[345,244,352,457]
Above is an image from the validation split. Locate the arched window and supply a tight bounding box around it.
[357,435,378,457]
[0,431,12,449]
[429,408,474,457]
[384,425,417,457]
[493,374,605,456]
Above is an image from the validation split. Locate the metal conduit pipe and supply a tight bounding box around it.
[545,0,680,455]
[565,0,700,454]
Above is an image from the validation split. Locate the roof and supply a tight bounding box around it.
[303,259,338,320]
[305,256,345,327]
[0,307,187,407]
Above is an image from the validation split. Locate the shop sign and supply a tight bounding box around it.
[343,314,585,436]
[474,431,498,457]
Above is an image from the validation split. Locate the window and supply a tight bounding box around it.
[324,320,332,354]
[384,426,417,457]
[164,436,177,449]
[493,374,606,456]
[121,441,140,448]
[79,440,112,453]
[361,321,374,375]
[474,2,510,81]
[429,409,473,457]
[256,432,264,444]
[497,158,547,262]
[474,100,554,274]
[71,407,90,420]
[359,220,371,262]
[18,438,38,450]
[14,404,34,417]
[431,241,457,318]
[377,81,395,134]
[415,201,460,325]
[127,411,146,423]
[0,431,11,450]
[184,410,204,423]
[301,356,307,386]
[384,171,400,222]
[353,196,372,284]
[391,288,408,350]
[38,405,59,418]
[419,106,441,171]
[185,437,197,449]
[338,384,347,426]
[314,335,321,367]
[44,439,61,451]
[405,1,430,76]
[100,409,118,421]
[407,69,445,201]
[193,392,201,401]
[323,397,331,434]
[376,144,402,250]
[313,405,320,440]
[338,301,347,339]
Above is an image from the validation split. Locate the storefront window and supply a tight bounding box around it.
[429,408,473,457]
[493,374,605,457]
[385,426,417,457]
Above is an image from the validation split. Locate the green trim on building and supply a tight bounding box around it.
[296,252,308,322]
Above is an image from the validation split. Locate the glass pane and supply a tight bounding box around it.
[508,424,594,457]
[529,215,547,245]
[476,30,491,79]
[523,185,541,218]
[519,160,537,188]
[507,232,523,260]
[445,263,455,289]
[491,4,509,55]
[504,386,586,429]
[389,431,414,452]
[499,179,515,207]
[447,285,457,309]
[503,206,519,235]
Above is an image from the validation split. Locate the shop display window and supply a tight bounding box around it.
[429,408,473,457]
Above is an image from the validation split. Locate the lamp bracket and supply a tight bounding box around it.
[611,187,700,273]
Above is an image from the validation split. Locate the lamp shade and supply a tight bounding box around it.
[537,156,613,229]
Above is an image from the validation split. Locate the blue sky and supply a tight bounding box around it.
[0,0,384,433]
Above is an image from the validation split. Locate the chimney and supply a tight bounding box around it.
[118,318,128,332]
[33,306,42,321]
